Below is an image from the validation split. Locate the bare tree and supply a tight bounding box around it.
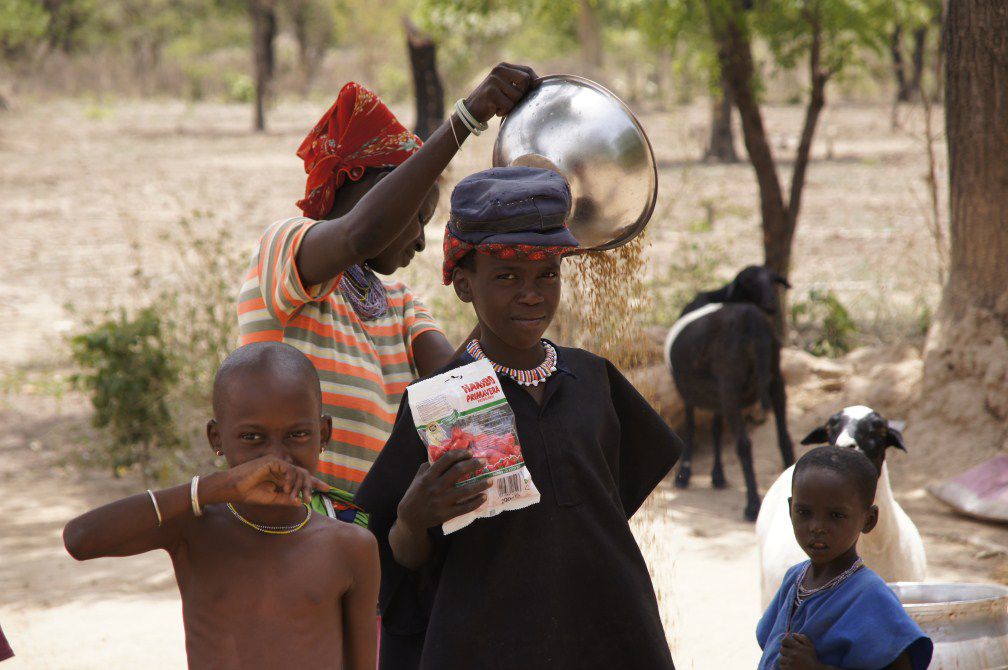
[890,22,929,103]
[403,17,444,141]
[577,0,604,73]
[704,69,739,162]
[249,0,277,132]
[283,0,335,97]
[890,25,913,102]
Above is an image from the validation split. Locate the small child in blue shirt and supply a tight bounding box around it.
[757,446,932,670]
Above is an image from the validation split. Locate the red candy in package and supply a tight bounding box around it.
[407,359,540,534]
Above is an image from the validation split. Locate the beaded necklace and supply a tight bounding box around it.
[227,502,312,535]
[796,557,864,600]
[786,557,864,632]
[466,339,558,387]
[339,264,389,320]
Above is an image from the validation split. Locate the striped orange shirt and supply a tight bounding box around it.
[237,217,442,493]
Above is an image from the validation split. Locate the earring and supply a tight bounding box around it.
[319,447,325,454]
[215,450,222,456]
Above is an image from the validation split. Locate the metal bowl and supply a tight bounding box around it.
[492,74,658,251]
[889,582,1008,669]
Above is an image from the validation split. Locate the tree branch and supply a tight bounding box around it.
[709,2,787,239]
[787,9,830,234]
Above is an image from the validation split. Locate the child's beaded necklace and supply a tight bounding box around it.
[786,557,864,632]
[466,339,558,387]
[227,502,312,535]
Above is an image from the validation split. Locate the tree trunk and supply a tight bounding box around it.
[891,25,913,103]
[704,70,739,162]
[403,17,444,141]
[290,2,313,97]
[708,1,832,337]
[249,0,277,132]
[577,0,604,73]
[909,26,927,101]
[943,2,1008,316]
[287,0,331,97]
[922,0,1008,426]
[785,19,830,259]
[708,1,788,334]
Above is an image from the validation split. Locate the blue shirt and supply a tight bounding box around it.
[758,562,932,670]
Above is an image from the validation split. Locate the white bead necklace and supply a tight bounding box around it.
[466,339,558,387]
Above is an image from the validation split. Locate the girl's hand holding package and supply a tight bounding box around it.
[397,449,492,531]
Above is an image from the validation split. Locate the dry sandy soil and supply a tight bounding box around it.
[1,98,1005,669]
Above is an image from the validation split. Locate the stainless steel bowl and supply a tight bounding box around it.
[889,582,1008,669]
[492,75,658,251]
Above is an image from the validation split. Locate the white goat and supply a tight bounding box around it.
[756,405,927,607]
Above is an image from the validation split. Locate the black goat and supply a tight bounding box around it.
[664,266,795,521]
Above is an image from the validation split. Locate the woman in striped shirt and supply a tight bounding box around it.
[237,63,537,497]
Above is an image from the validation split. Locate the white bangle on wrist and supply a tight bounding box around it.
[454,99,488,135]
[449,114,463,149]
[147,489,163,527]
[190,475,203,517]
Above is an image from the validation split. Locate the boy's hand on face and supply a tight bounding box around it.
[464,63,538,123]
[779,634,823,670]
[397,449,491,532]
[208,456,331,507]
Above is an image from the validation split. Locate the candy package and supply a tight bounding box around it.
[407,359,540,534]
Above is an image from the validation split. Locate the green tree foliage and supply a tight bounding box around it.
[40,0,100,54]
[0,0,49,60]
[789,289,857,358]
[754,0,890,71]
[70,213,241,483]
[417,0,524,88]
[0,0,101,61]
[71,308,180,481]
[417,0,629,85]
[701,0,893,334]
[889,0,942,102]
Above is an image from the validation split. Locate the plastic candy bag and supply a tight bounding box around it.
[407,359,540,534]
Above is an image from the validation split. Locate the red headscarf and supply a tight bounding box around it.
[442,233,575,285]
[296,82,422,219]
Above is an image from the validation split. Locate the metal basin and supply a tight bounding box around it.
[890,582,1008,669]
[492,74,658,250]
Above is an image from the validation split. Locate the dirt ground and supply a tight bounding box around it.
[2,98,1005,669]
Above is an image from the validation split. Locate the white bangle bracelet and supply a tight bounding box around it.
[454,99,487,135]
[147,489,163,527]
[453,100,479,135]
[449,114,463,149]
[454,98,477,129]
[190,475,203,517]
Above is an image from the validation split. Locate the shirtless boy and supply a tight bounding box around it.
[63,342,379,669]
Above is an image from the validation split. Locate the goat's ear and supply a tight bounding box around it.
[773,274,792,289]
[886,424,907,452]
[801,426,829,445]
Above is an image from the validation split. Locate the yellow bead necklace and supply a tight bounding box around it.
[226,502,312,535]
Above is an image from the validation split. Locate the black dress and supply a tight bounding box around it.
[356,346,681,670]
